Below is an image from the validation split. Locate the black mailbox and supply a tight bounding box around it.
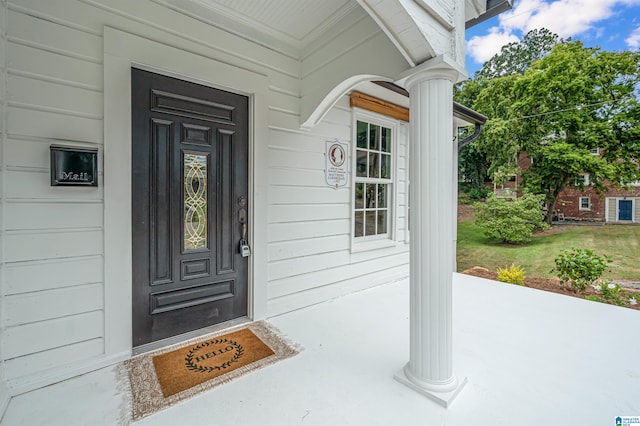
[50,145,98,187]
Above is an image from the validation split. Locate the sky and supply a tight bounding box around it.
[465,0,640,76]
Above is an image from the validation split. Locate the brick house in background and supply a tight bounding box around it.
[555,179,640,223]
[495,149,640,223]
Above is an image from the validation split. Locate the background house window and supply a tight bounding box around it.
[580,197,591,210]
[354,120,392,238]
[590,147,600,155]
[621,179,640,187]
[574,173,590,186]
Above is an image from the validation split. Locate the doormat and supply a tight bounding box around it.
[119,321,301,421]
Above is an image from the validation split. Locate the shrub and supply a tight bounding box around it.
[553,247,611,293]
[496,264,526,285]
[473,193,549,244]
[586,282,627,306]
[468,187,491,201]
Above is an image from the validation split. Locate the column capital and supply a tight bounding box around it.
[395,55,467,90]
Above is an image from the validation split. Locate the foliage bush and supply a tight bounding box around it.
[468,187,491,201]
[496,264,526,286]
[553,247,611,292]
[473,193,549,244]
[585,282,627,306]
[458,182,491,203]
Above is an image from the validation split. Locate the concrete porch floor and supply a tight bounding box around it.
[2,273,639,425]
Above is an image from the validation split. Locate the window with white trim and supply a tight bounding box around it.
[580,197,591,210]
[354,118,393,240]
[574,173,590,186]
[621,179,640,187]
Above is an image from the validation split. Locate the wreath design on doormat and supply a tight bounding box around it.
[184,338,244,373]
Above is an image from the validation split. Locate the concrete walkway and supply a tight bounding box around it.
[2,273,639,425]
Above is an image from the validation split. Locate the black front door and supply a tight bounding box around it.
[132,68,249,347]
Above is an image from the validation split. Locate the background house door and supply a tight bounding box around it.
[132,68,249,347]
[619,200,633,221]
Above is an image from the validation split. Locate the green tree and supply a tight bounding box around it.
[475,28,561,80]
[459,142,489,193]
[472,41,640,223]
[455,29,561,191]
[473,193,549,244]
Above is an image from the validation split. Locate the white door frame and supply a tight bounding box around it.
[103,27,269,358]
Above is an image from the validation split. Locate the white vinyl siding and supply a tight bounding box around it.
[267,98,410,315]
[606,198,616,221]
[4,2,107,391]
[0,0,7,403]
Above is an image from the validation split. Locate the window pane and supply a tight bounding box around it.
[369,124,379,150]
[353,119,395,241]
[381,154,391,179]
[382,127,391,152]
[369,152,379,178]
[355,183,364,209]
[356,150,367,177]
[377,210,387,235]
[184,153,207,250]
[357,121,368,149]
[377,184,387,208]
[355,211,364,237]
[365,183,376,208]
[365,211,376,236]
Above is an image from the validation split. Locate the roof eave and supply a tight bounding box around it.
[465,0,513,29]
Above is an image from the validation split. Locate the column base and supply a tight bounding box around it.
[394,364,467,408]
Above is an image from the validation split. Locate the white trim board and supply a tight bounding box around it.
[0,383,10,422]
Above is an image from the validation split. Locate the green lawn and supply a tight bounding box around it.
[457,220,640,281]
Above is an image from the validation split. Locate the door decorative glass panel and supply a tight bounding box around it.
[184,153,208,250]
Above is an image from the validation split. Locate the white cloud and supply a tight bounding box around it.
[498,0,545,33]
[467,0,640,65]
[626,25,640,48]
[467,27,520,63]
[499,0,622,37]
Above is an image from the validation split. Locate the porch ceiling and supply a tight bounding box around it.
[154,0,359,57]
[154,0,497,60]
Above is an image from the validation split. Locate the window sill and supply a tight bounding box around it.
[350,238,397,253]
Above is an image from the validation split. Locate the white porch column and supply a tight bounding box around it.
[394,56,467,407]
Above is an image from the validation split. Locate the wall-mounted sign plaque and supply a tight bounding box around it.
[50,145,98,187]
[325,140,349,189]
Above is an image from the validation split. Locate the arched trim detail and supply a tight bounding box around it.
[300,74,393,129]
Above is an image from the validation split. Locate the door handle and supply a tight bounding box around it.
[238,197,250,257]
